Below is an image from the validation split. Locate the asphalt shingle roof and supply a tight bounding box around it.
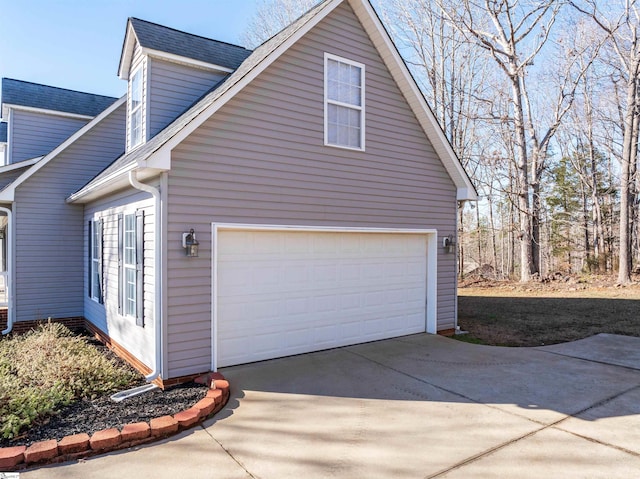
[73,1,333,200]
[0,122,6,143]
[129,18,252,70]
[1,78,118,117]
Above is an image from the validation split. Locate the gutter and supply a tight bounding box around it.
[0,206,13,335]
[128,170,162,382]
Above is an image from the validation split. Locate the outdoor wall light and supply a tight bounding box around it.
[182,228,199,257]
[442,235,456,254]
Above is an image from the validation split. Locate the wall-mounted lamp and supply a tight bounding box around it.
[182,228,199,257]
[442,235,456,254]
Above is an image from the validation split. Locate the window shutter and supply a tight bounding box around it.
[88,220,92,299]
[118,213,123,315]
[97,219,104,304]
[135,210,145,327]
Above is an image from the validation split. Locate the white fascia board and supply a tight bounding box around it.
[118,23,138,80]
[66,162,136,204]
[147,0,344,168]
[2,103,94,121]
[66,163,166,204]
[349,0,478,201]
[144,48,234,74]
[0,96,127,204]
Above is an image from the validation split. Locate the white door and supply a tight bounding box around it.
[215,228,430,367]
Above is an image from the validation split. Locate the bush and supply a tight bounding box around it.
[0,322,139,439]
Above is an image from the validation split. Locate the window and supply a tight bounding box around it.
[123,214,136,316]
[129,68,143,148]
[325,53,365,150]
[119,211,144,325]
[88,220,103,303]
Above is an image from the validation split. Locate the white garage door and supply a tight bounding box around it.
[215,228,430,367]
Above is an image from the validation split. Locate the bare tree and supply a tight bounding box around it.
[437,0,603,281]
[570,0,640,283]
[241,0,320,47]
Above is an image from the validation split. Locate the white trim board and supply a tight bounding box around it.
[210,222,438,371]
[2,103,94,121]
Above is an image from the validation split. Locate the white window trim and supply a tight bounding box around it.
[128,65,144,150]
[122,212,137,318]
[90,219,102,303]
[324,52,365,151]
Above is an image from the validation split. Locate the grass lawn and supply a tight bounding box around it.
[457,280,640,347]
[0,322,139,440]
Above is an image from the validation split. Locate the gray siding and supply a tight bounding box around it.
[148,58,227,138]
[13,104,126,322]
[84,189,156,371]
[164,3,458,378]
[10,109,88,163]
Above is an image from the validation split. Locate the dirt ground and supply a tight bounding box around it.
[457,275,640,347]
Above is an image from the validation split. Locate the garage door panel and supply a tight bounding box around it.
[216,230,428,367]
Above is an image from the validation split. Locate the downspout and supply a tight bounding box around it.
[0,207,13,335]
[128,170,162,382]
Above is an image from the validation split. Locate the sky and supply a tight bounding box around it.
[0,0,261,100]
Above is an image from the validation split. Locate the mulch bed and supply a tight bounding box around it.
[0,335,209,449]
[0,381,209,448]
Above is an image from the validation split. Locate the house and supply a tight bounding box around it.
[0,79,121,328]
[1,0,476,387]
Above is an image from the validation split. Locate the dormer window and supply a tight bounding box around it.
[129,67,143,148]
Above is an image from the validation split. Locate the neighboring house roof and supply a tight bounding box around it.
[1,78,118,118]
[118,17,252,79]
[71,0,477,203]
[0,97,126,203]
[0,122,6,143]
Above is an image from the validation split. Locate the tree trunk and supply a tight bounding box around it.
[618,73,637,284]
[512,76,534,281]
[531,180,542,276]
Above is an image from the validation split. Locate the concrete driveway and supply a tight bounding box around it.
[24,333,640,478]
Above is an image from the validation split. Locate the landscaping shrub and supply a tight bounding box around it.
[0,322,139,439]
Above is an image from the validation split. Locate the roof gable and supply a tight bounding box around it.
[118,18,252,79]
[1,78,118,118]
[71,0,476,203]
[0,96,126,203]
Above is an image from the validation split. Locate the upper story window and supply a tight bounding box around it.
[129,67,143,148]
[324,53,365,151]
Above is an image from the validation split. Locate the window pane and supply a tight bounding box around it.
[349,108,361,128]
[328,80,339,102]
[328,59,339,82]
[348,127,361,148]
[349,85,361,107]
[328,103,338,123]
[131,70,142,107]
[337,125,348,147]
[92,264,101,298]
[125,268,136,316]
[337,105,349,124]
[350,65,361,85]
[131,110,142,147]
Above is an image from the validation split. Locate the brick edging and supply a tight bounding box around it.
[0,372,230,471]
